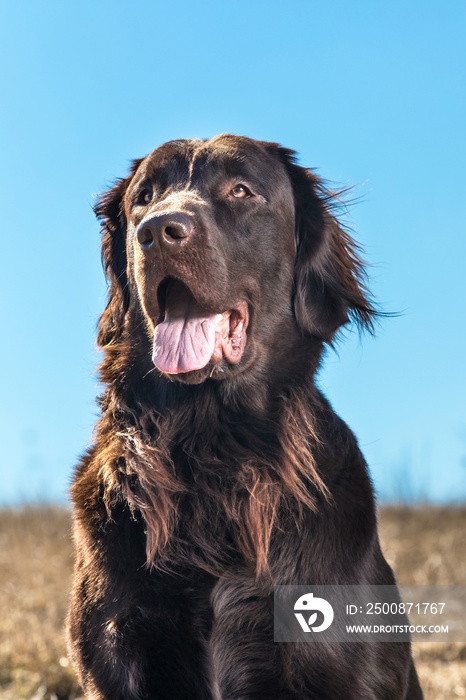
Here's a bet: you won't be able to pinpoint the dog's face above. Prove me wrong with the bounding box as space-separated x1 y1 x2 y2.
125 135 297 384
97 134 375 385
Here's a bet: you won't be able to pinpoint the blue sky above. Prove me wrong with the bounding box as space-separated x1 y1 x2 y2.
1 1 465 503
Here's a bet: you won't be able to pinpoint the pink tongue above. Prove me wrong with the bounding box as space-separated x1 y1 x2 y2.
152 282 222 374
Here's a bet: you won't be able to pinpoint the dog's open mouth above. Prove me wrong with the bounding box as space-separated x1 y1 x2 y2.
152 279 248 375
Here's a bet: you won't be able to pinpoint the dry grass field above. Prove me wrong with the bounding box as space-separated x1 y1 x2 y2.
0 505 465 700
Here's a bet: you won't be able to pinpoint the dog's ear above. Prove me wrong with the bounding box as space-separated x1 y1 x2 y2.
95 160 143 347
278 148 377 340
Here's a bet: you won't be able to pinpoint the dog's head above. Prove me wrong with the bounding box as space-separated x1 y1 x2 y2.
96 134 376 385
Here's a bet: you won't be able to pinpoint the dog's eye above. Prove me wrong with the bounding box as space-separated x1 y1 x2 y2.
137 188 153 206
231 184 252 199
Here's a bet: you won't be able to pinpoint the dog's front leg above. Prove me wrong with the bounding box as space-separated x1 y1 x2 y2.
67 504 216 700
210 576 291 700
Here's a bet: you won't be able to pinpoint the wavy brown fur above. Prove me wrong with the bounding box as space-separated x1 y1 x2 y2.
86 387 328 579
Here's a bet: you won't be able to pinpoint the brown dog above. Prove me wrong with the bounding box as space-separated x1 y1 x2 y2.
67 135 423 699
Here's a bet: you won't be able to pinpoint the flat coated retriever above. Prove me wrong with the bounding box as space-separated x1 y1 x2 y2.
67 135 423 699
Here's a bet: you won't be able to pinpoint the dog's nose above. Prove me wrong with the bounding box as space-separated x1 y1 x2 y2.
136 212 194 250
